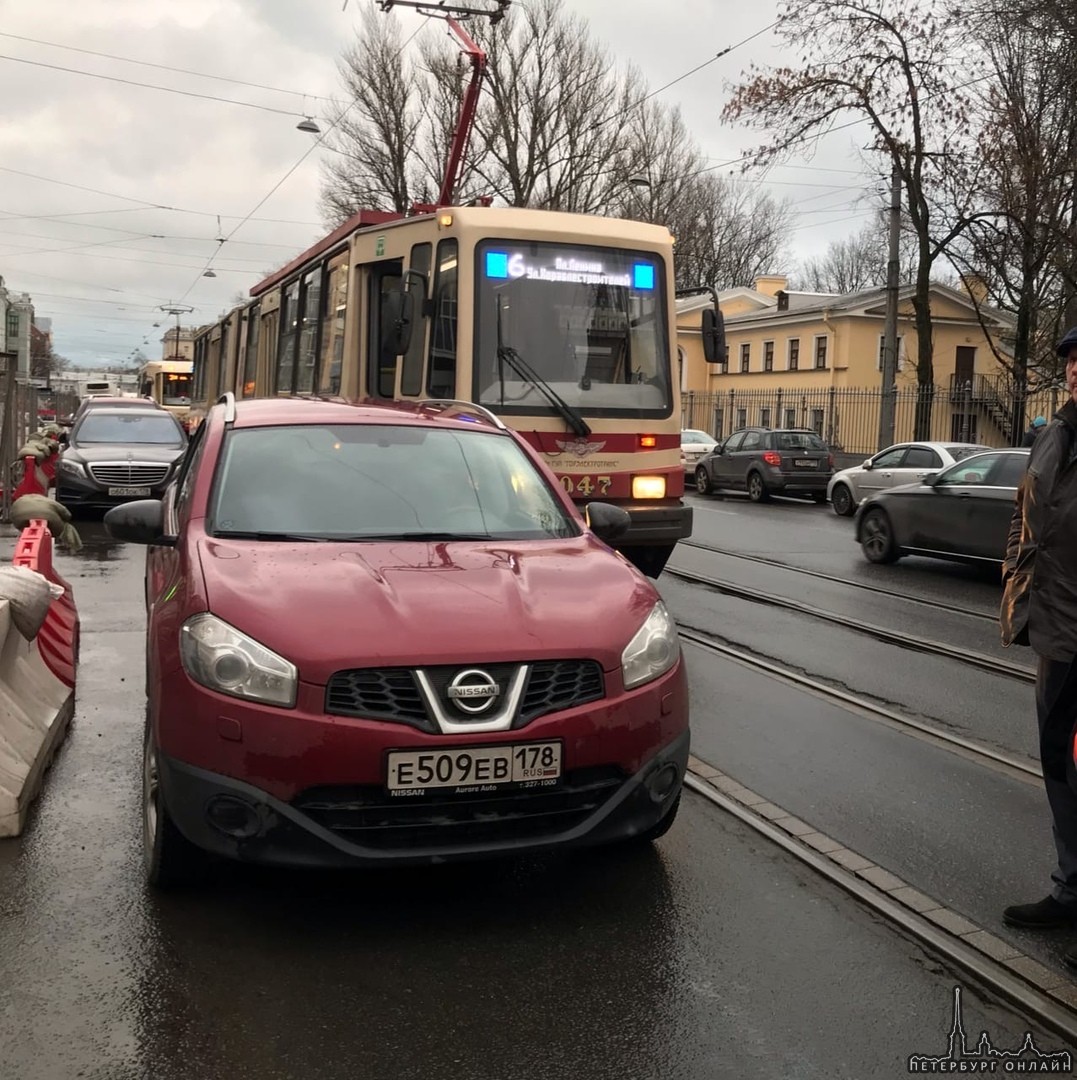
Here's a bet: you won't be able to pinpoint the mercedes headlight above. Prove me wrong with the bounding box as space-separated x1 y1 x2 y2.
180 613 297 707
621 601 679 690
58 458 84 476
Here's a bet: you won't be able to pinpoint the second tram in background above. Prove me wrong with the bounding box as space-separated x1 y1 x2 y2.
189 206 725 577
137 358 195 430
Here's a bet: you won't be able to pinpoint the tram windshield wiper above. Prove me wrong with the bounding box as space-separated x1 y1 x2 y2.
495 297 591 439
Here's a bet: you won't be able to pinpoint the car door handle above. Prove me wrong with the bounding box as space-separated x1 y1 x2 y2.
958 492 972 498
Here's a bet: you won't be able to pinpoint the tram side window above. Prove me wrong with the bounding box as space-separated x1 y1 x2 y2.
319 258 349 395
216 322 230 398
401 243 431 396
242 304 260 398
277 279 300 394
427 239 458 399
296 268 321 395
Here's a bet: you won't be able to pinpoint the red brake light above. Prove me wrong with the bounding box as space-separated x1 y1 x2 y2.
762 451 781 466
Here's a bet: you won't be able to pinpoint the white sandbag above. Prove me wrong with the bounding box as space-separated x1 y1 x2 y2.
0 566 61 641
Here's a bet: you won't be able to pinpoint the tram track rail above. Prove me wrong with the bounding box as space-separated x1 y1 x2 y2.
678 539 998 623
667 561 1036 686
679 627 1039 783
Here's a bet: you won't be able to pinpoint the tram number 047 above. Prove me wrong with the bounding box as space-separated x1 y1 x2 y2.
559 474 611 496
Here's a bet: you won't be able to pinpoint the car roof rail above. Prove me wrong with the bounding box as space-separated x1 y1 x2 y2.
217 391 236 424
415 399 507 430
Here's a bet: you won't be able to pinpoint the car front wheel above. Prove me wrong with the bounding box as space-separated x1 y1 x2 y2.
695 466 713 495
747 471 770 503
143 723 207 888
831 483 855 517
860 508 900 564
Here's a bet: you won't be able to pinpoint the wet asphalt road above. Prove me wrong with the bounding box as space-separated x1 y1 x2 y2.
0 517 1072 1078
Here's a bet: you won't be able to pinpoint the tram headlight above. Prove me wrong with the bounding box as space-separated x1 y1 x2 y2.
621 601 679 690
179 613 297 707
632 475 666 499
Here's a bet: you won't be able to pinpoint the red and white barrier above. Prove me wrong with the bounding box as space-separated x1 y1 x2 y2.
0 520 78 837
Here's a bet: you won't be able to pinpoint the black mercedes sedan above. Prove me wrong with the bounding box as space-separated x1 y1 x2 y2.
56 407 187 512
854 448 1030 567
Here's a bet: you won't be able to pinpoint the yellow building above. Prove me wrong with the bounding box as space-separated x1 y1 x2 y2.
676 276 1027 455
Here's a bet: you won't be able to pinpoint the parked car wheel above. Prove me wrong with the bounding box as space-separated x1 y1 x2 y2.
143 724 206 888
831 483 855 517
860 508 900 564
695 466 713 495
747 471 770 503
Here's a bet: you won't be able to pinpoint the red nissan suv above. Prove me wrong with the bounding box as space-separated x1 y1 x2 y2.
105 395 689 886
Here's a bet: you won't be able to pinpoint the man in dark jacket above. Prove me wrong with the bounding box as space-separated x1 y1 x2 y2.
1021 415 1047 447
1001 324 1077 962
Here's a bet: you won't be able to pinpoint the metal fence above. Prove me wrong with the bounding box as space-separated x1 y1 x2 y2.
681 378 1065 462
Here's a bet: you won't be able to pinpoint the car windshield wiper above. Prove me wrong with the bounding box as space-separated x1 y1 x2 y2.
331 531 495 542
213 531 333 542
495 295 590 439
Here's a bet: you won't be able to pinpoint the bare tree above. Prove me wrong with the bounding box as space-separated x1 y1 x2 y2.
723 0 973 437
795 215 918 293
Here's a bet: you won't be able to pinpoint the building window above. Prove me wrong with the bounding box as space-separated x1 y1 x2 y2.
810 408 825 436
736 407 747 429
763 341 774 372
814 336 828 369
6 311 18 340
760 407 772 427
788 338 799 371
740 343 750 373
783 407 796 429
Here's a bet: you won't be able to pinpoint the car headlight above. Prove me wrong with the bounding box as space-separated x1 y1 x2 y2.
179 613 297 707
621 601 679 690
58 458 83 476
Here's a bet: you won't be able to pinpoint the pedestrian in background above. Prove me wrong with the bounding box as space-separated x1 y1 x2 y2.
1021 415 1048 447
1001 325 1077 964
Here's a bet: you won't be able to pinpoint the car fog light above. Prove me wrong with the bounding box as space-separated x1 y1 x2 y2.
206 796 261 839
646 763 680 803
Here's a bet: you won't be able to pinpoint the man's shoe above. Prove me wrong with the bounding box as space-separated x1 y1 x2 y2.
1003 896 1077 929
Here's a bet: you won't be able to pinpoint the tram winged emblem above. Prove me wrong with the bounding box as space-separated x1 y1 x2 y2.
554 438 606 458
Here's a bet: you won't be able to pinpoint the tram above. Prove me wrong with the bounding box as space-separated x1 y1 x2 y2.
190 206 725 575
138 358 194 428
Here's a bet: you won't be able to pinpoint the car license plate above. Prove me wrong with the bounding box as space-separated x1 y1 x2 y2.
794 459 816 469
386 741 562 793
108 486 152 496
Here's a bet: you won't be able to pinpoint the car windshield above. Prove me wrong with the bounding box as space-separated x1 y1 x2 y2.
774 432 827 451
474 241 671 419
75 413 184 445
209 424 581 541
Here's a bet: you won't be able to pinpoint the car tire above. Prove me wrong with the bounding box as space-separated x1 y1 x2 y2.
695 466 712 495
830 483 855 517
143 723 207 888
747 471 770 503
860 507 901 564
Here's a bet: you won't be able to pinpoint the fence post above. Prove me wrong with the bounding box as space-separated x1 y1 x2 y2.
775 387 783 428
826 386 836 444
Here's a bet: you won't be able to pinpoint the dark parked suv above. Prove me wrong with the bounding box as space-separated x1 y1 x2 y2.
694 427 834 503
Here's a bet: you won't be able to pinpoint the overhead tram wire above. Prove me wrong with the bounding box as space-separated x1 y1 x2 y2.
0 31 333 102
0 54 315 119
177 14 432 304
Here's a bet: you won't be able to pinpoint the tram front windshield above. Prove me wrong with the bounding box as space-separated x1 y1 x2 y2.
474 241 672 419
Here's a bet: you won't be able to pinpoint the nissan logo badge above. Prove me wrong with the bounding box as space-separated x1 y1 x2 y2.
447 669 500 715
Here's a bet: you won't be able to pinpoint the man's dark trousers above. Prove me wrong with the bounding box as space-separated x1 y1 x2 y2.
1038 653 1077 907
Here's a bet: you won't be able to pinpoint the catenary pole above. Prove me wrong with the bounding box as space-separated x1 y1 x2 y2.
877 161 901 451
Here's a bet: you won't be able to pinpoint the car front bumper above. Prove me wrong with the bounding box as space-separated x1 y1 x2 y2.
56 470 171 508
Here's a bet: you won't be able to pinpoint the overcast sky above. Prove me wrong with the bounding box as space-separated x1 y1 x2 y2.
0 0 883 368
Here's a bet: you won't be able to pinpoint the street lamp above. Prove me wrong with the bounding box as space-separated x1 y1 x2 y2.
297 117 321 134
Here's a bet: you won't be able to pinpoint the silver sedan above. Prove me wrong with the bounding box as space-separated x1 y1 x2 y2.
827 440 983 516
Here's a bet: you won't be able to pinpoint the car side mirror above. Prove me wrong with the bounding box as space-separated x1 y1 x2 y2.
922 472 939 486
104 499 177 547
381 285 416 357
861 459 873 470
584 501 631 544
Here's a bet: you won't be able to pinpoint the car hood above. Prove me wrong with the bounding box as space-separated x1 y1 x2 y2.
195 536 659 683
65 442 185 464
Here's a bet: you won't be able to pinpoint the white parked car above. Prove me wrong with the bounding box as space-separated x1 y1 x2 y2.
827 440 984 516
681 429 718 477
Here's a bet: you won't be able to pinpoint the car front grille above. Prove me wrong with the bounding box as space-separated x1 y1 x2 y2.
292 766 625 849
87 462 170 486
324 659 605 731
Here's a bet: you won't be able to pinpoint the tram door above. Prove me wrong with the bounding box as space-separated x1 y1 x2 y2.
366 260 404 399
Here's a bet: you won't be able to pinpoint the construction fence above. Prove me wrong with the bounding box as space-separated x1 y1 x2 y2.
681 376 1067 464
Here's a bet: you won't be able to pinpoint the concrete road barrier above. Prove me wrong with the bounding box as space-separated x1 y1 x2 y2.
0 520 77 837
